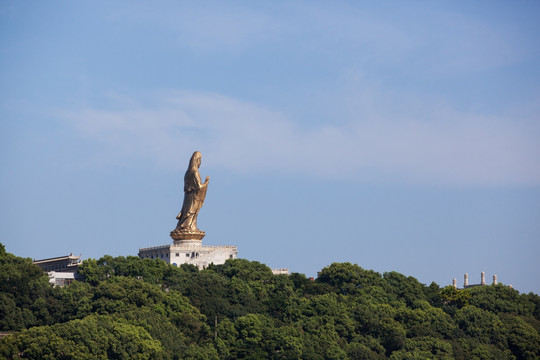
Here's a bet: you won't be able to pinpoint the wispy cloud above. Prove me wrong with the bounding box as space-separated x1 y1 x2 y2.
106 3 281 54
61 89 540 186
105 2 529 72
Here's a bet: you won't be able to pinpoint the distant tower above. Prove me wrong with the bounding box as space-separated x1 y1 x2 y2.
452 278 457 289
464 273 469 287
493 275 498 285
481 272 486 286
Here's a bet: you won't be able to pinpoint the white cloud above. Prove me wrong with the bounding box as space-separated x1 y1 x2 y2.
61 90 540 186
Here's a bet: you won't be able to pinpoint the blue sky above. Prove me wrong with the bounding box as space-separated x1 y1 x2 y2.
1 1 539 293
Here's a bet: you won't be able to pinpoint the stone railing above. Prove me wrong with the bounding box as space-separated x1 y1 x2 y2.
139 244 237 252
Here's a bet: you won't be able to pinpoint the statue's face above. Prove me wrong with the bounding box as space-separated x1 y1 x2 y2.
197 157 201 167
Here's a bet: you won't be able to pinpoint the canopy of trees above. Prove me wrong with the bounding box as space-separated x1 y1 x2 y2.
1 242 539 359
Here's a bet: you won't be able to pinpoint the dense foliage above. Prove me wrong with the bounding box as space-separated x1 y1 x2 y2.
1 242 539 359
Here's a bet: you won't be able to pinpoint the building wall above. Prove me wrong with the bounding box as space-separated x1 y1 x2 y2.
47 271 78 287
139 243 237 269
272 268 290 275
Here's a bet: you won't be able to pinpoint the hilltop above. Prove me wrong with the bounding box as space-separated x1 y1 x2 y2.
1 243 539 359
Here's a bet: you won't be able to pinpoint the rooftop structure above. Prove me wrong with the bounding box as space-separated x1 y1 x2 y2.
33 254 82 286
451 272 499 289
33 254 81 273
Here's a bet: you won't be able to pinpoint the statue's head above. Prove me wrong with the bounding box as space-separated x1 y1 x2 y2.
189 151 202 169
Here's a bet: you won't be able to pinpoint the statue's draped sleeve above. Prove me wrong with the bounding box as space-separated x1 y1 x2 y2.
184 170 202 192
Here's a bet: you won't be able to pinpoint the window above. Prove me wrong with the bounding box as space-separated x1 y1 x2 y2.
176 253 179 257
185 253 190 257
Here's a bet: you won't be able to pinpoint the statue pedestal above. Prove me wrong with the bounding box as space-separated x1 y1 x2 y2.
173 239 202 246
139 227 237 270
170 229 205 247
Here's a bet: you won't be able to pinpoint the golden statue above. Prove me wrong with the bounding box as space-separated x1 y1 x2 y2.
171 151 209 240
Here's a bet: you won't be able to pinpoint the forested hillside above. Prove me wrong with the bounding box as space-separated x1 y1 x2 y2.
1 242 539 359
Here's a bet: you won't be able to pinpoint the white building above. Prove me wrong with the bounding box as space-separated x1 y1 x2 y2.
271 268 290 275
33 254 82 287
138 240 237 269
47 271 78 286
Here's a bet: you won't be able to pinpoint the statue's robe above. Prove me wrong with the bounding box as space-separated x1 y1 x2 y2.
176 168 207 231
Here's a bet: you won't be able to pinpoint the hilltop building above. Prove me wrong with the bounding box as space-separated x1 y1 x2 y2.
271 268 290 275
138 240 237 269
33 254 82 286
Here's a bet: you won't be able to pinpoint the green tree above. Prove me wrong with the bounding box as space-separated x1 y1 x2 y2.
439 285 470 309
389 336 454 360
454 306 505 346
468 284 535 316
500 314 540 359
181 269 232 322
219 259 274 282
0 315 164 359
317 262 384 295
383 271 428 306
395 302 458 339
0 243 52 330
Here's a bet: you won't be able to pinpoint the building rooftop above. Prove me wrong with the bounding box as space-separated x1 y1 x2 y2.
33 253 81 264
